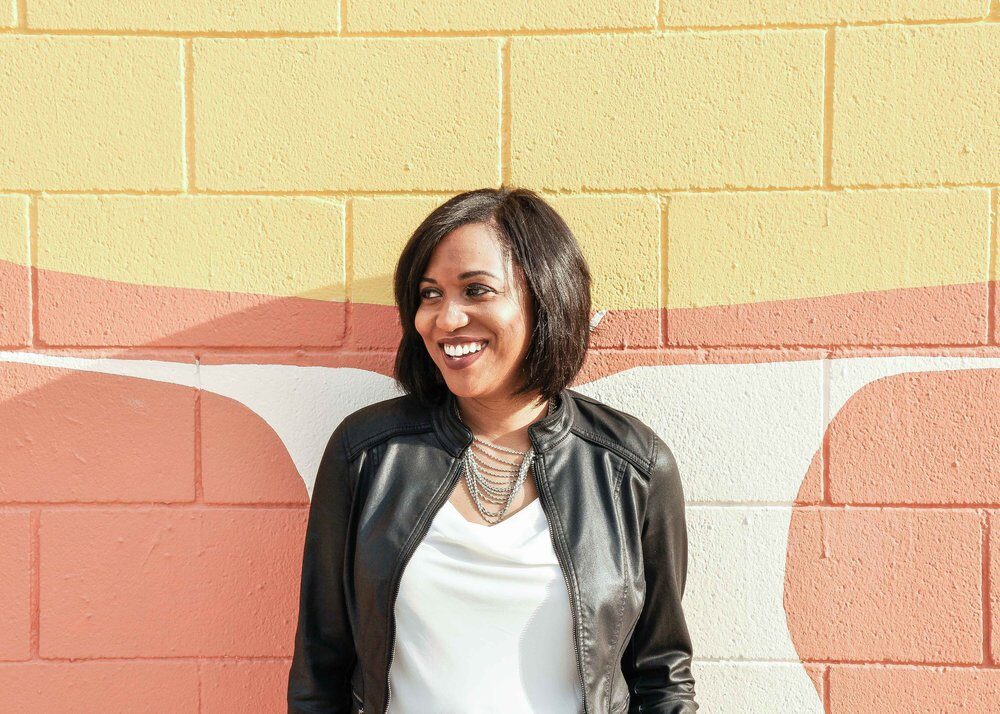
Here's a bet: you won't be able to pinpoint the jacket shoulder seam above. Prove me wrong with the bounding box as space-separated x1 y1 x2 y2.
569 426 653 472
344 421 433 460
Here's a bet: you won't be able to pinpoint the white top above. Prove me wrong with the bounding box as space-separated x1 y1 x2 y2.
386 497 584 714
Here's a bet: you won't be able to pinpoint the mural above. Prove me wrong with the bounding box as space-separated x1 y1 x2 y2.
1 2 998 712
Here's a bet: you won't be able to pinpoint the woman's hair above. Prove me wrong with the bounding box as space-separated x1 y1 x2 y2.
393 186 592 407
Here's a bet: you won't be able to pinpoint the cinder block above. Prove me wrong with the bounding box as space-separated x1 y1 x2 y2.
0 661 198 713
193 38 500 191
36 196 345 347
667 188 990 345
510 31 824 190
830 665 1000 713
786 508 982 663
833 24 1000 186
0 36 183 191
40 508 308 657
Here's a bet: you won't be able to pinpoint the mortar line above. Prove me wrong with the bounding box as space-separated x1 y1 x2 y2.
344 198 354 348
30 509 39 658
183 40 196 192
196 659 203 714
28 193 38 346
3 183 997 198
0 16 995 39
822 353 831 503
660 194 669 347
985 511 994 664
823 665 831 714
500 38 511 185
822 28 835 187
988 189 997 344
194 363 203 503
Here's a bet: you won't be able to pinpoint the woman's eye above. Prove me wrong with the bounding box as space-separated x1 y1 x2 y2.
419 285 492 300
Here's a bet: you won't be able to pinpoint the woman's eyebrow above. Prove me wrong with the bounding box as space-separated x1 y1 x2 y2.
419 270 501 284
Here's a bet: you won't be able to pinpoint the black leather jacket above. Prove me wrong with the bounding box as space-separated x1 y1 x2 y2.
288 386 698 713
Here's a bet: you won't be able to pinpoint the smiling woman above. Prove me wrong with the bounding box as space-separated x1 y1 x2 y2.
288 186 698 714
393 187 593 410
414 222 538 402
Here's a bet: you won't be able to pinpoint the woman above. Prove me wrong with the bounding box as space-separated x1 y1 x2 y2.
288 187 698 713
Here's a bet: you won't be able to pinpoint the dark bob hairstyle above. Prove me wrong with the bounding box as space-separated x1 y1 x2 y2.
393 186 592 407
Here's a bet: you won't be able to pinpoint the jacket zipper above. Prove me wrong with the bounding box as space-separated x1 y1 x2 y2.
381 453 588 714
533 456 589 714
382 458 465 714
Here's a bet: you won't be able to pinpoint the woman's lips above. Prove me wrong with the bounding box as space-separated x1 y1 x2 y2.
441 341 488 370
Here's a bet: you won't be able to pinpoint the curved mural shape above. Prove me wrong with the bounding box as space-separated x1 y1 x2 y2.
3 348 1000 711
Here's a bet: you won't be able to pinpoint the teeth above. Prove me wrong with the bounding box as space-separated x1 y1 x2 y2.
444 341 486 357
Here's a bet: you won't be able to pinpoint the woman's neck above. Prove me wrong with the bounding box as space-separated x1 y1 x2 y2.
455 392 551 451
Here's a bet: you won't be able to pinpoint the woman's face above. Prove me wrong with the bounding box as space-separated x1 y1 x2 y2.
414 222 535 403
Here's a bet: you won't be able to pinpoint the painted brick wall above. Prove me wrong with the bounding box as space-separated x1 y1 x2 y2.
1 2 998 712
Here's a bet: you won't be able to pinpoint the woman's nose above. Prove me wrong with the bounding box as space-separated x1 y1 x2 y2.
436 298 469 331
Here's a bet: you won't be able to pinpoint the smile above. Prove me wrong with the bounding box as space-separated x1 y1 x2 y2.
440 340 488 370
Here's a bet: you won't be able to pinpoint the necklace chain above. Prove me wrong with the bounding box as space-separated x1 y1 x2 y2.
455 397 556 525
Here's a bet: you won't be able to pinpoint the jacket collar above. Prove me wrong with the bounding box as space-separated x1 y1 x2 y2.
432 387 575 457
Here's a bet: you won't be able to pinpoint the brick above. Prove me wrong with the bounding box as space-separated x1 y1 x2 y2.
347 0 654 32
0 195 29 346
0 661 198 713
28 0 338 32
833 24 1000 186
0 36 183 191
0 361 196 502
664 0 990 26
830 665 1000 713
828 368 1000 504
40 508 306 657
666 189 990 345
785 508 982 662
36 196 345 347
510 31 824 190
685 507 800 658
0 511 30 660
194 38 500 191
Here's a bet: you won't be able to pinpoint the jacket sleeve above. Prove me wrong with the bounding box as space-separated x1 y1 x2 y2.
622 434 698 713
288 421 357 714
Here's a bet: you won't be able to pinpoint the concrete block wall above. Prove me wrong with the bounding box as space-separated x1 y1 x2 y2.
1 2 998 711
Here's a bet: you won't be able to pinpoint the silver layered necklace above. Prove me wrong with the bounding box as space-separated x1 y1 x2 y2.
455 397 556 525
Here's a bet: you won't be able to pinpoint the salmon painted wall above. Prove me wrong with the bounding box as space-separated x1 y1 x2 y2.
1 2 999 712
